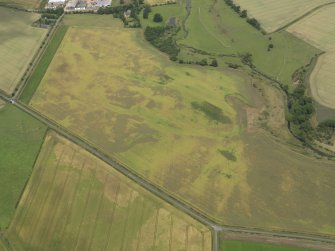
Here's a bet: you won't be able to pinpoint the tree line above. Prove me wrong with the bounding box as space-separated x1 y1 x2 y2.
224 0 261 30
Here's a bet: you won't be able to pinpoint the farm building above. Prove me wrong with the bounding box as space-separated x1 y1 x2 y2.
87 0 112 8
96 0 111 7
65 0 79 10
46 0 65 8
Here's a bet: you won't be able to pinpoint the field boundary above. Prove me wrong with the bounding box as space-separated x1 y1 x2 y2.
271 1 335 33
17 14 65 103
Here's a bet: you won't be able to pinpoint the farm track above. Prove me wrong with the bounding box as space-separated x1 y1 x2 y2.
1 94 335 250
272 1 335 33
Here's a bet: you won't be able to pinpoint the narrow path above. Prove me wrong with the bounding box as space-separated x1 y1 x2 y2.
271 1 335 33
197 7 231 48
1 94 335 250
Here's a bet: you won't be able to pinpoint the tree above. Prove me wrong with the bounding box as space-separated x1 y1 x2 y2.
143 5 151 19
153 13 163 23
240 10 247 18
210 59 218 67
247 18 260 29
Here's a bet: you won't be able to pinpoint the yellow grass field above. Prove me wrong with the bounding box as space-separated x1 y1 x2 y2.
0 0 41 9
0 7 46 94
30 16 335 236
6 132 211 251
287 5 335 109
233 0 335 33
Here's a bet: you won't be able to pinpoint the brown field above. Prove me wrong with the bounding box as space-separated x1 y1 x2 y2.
287 5 335 109
6 132 212 251
29 15 335 236
233 0 335 33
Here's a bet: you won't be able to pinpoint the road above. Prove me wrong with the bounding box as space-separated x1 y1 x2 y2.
1 93 335 251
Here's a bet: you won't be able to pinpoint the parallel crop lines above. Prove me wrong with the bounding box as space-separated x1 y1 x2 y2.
7 134 211 250
34 149 77 250
233 0 335 32
26 147 69 251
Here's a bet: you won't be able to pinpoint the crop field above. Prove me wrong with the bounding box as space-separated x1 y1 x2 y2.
0 105 47 229
29 15 335 236
220 240 315 251
0 0 41 9
0 7 46 94
232 0 335 33
6 132 211 251
287 5 335 110
179 0 319 86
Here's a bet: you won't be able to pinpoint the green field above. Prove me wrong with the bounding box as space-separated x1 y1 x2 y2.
140 1 186 29
0 0 41 9
0 105 47 229
287 5 335 110
6 132 211 251
28 15 335 237
0 7 46 95
233 0 335 33
221 240 315 251
171 0 320 87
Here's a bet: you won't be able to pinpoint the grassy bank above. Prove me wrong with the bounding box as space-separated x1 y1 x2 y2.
221 240 316 251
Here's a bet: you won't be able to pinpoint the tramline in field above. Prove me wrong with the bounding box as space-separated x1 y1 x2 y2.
232 0 335 33
6 132 212 251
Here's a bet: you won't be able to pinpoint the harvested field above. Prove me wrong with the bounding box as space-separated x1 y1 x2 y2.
233 0 335 33
0 7 46 94
6 132 211 251
180 0 319 86
30 16 335 236
0 105 47 229
287 5 335 109
0 0 41 9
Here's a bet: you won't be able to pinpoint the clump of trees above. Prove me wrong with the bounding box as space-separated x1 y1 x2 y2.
97 3 142 27
286 85 314 141
224 0 261 30
315 119 335 145
153 13 163 22
35 7 63 27
144 26 180 60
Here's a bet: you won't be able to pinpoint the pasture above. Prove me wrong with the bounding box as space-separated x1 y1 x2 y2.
0 7 46 95
220 240 315 251
0 0 41 9
0 105 47 229
6 132 211 251
232 0 335 33
179 0 319 86
287 5 335 109
29 16 335 236
140 1 186 28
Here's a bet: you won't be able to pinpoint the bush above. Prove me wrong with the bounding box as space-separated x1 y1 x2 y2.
153 13 163 23
210 59 218 67
247 18 261 29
